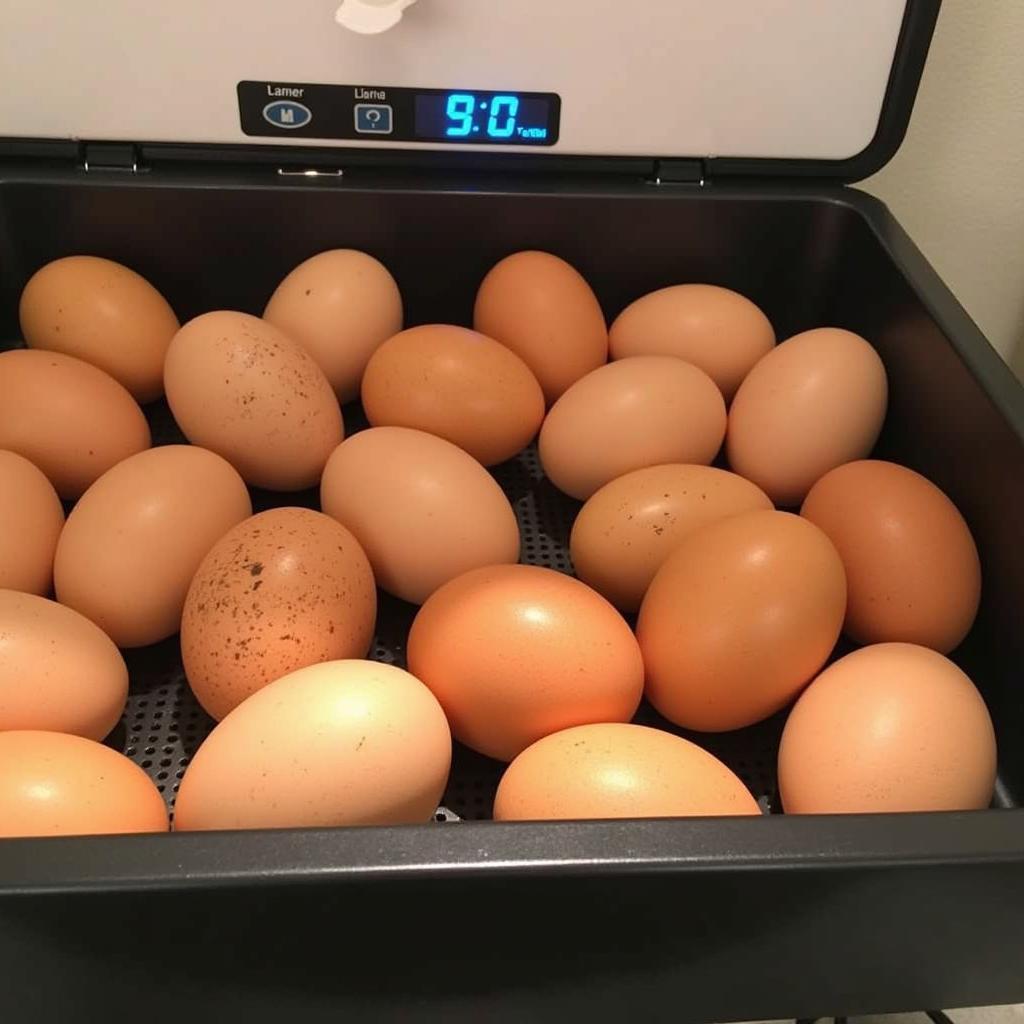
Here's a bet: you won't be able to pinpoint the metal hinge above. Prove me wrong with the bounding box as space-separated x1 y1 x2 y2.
80 142 143 173
650 159 706 186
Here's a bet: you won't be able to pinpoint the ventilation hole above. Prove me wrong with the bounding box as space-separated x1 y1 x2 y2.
125 747 137 757
160 758 173 768
141 760 153 769
157 771 169 781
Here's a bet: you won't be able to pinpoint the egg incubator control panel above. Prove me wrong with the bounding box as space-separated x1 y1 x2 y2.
238 81 560 146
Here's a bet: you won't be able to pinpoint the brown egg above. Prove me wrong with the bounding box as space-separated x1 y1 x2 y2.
0 450 64 595
361 324 545 465
494 723 761 821
0 731 168 837
164 311 343 490
473 250 608 405
54 446 252 648
801 460 981 653
19 255 179 402
0 590 128 740
263 249 403 402
407 564 644 762
727 327 888 506
320 427 519 604
779 643 996 813
182 508 377 720
0 349 150 499
609 284 775 401
570 464 772 612
174 660 451 830
637 510 846 731
539 356 726 500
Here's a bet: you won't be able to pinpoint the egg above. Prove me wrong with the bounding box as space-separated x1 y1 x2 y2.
727 327 888 506
320 427 519 604
801 460 981 653
539 356 726 500
0 731 168 837
164 311 343 490
0 590 128 739
0 450 64 595
173 660 451 830
54 446 252 648
609 284 775 401
473 250 608 405
18 255 179 402
263 249 403 402
181 508 377 720
778 643 996 813
637 510 846 731
407 564 644 762
570 464 772 612
0 349 150 499
493 723 761 821
361 324 545 465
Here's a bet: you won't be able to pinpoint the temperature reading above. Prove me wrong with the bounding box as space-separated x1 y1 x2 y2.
416 89 556 145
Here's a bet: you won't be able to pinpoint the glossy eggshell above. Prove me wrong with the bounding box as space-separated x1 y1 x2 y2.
778 643 996 813
407 564 644 762
0 731 168 837
637 510 847 732
0 349 150 499
0 450 64 595
181 507 377 720
320 427 519 604
19 255 179 402
493 723 761 821
0 590 128 740
801 460 981 654
361 324 545 465
173 660 451 830
164 311 343 490
727 327 888 506
263 249 403 402
539 356 726 500
609 284 775 401
570 464 772 612
473 250 608 405
54 446 252 648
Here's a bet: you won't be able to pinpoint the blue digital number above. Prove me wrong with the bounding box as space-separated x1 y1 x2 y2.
487 95 519 138
445 93 475 137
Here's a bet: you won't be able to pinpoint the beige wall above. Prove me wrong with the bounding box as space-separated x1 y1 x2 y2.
861 0 1024 379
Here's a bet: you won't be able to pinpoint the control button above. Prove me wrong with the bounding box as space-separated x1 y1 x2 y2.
262 100 313 130
354 103 393 134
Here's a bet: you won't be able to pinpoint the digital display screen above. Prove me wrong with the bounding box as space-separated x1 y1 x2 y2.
414 91 559 145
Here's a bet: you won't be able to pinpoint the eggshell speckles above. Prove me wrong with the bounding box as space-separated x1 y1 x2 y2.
407 564 644 762
164 311 343 490
779 643 996 813
173 660 451 831
182 508 377 720
494 723 761 821
0 450 64 595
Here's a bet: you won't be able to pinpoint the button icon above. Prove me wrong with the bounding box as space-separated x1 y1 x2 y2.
355 103 393 134
262 100 313 129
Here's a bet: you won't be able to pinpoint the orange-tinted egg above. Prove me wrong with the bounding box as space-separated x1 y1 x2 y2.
801 460 981 654
609 284 775 401
570 464 772 612
637 510 846 731
779 643 996 813
539 356 727 500
361 324 545 465
494 723 761 820
0 731 168 837
182 508 377 720
473 250 608 405
0 450 64 595
727 328 888 506
407 564 644 762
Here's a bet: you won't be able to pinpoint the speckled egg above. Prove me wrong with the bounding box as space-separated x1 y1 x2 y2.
181 507 377 720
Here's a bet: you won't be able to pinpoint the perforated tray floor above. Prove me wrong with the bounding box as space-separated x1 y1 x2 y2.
110 402 782 823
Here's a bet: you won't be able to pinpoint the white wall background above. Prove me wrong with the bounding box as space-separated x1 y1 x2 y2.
862 0 1024 379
